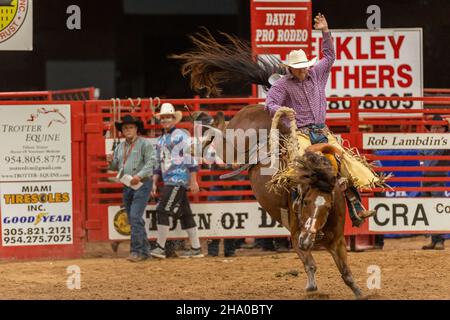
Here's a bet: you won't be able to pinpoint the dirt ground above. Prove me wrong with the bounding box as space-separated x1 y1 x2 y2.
0 236 449 300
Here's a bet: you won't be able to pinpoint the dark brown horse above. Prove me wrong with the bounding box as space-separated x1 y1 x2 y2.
196 106 363 298
174 29 364 298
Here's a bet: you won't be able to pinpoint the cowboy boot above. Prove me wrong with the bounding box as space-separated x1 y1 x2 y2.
422 241 444 250
422 242 436 250
345 187 376 227
434 241 445 250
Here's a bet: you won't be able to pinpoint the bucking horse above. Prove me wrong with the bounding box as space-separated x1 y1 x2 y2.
171 29 366 298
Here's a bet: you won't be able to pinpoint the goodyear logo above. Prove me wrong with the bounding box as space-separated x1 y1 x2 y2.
0 0 29 43
2 213 71 224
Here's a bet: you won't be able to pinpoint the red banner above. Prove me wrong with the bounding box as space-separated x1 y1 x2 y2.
251 0 312 59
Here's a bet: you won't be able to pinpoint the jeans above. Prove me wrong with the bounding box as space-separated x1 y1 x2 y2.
208 239 236 256
306 124 328 144
421 182 447 244
123 179 152 256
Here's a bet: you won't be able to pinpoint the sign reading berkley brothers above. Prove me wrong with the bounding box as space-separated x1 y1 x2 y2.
311 28 423 111
0 0 33 51
0 105 72 182
251 0 312 57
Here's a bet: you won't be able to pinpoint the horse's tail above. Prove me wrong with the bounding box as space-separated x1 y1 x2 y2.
170 27 285 97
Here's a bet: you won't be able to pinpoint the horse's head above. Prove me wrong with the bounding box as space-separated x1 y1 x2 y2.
290 150 338 251
297 183 334 251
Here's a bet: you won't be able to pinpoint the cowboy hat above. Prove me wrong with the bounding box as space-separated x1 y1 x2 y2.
114 115 145 134
154 103 183 124
282 49 317 69
426 114 449 131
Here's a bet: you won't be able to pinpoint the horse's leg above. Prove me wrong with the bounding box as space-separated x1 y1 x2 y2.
327 238 363 299
292 234 318 292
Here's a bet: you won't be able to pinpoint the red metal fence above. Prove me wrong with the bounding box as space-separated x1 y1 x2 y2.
0 94 449 258
0 101 86 260
0 87 98 101
83 96 450 241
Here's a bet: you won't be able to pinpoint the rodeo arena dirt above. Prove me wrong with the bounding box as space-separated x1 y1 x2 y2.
0 0 450 311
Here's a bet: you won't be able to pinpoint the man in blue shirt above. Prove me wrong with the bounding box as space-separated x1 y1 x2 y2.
107 115 155 262
150 103 203 258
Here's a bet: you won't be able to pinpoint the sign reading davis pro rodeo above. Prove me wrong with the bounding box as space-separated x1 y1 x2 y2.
251 0 312 98
369 198 450 233
251 0 312 56
0 181 73 246
0 105 72 182
109 202 289 240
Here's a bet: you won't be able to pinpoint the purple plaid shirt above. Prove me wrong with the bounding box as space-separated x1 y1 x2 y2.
265 31 335 127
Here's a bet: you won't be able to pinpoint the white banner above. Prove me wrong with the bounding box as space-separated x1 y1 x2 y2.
0 104 72 182
0 0 33 51
363 133 450 150
369 198 450 232
0 181 73 246
108 202 289 240
311 28 423 113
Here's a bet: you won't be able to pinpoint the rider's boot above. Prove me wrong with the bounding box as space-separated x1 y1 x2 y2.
345 186 376 227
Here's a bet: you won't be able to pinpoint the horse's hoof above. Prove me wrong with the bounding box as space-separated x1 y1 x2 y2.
354 290 367 300
304 292 330 300
305 285 318 292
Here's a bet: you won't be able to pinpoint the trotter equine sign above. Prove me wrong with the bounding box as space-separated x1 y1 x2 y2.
0 104 72 182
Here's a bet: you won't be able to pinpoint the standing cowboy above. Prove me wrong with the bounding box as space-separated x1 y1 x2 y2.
150 103 204 259
265 13 377 226
421 114 450 250
107 115 155 262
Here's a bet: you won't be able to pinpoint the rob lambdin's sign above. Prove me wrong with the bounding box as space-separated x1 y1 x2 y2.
363 133 450 150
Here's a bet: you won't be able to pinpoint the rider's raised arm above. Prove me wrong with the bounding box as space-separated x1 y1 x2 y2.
311 14 335 81
265 82 287 117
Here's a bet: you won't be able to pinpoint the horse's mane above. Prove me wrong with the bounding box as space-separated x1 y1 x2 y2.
293 152 337 193
170 27 285 97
